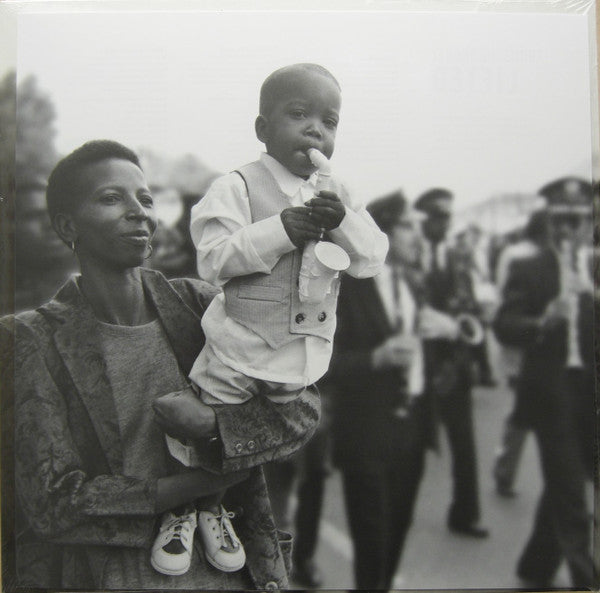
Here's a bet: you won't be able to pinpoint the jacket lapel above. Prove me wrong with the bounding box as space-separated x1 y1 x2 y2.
43 271 207 475
47 278 124 474
141 269 206 376
358 277 393 338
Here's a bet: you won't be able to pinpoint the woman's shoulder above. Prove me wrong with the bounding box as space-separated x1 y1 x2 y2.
2 307 50 336
1 277 82 347
139 268 219 314
169 277 219 307
0 308 56 368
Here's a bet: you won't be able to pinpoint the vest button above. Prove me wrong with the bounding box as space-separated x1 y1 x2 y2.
234 442 244 454
318 311 327 322
295 313 305 323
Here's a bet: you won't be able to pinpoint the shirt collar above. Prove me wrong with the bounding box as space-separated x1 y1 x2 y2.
260 152 318 198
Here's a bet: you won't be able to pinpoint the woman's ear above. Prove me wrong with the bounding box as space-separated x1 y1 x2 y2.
255 115 269 144
53 213 78 247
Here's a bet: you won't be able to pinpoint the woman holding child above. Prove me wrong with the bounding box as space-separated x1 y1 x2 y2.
2 139 320 590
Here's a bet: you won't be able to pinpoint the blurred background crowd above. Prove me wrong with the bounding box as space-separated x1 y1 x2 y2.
1 70 598 590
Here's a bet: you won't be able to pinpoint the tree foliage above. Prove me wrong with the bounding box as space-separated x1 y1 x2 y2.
16 74 60 180
0 70 16 189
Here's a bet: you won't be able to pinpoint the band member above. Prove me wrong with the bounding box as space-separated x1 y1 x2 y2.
327 191 441 590
493 177 594 588
415 188 489 538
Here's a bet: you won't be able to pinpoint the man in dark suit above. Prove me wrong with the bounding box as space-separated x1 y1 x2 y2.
414 188 489 538
493 177 595 589
327 191 458 590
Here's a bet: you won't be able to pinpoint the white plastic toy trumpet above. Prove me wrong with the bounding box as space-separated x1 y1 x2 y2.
298 149 350 304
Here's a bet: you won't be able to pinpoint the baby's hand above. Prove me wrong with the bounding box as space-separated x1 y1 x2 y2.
306 190 346 231
281 207 322 248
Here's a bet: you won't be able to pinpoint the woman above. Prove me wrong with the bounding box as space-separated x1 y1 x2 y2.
2 140 319 590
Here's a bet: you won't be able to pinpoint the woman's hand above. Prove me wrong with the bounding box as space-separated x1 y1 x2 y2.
156 467 251 514
153 387 217 440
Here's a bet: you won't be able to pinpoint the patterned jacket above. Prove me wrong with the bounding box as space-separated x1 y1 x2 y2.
0 269 320 590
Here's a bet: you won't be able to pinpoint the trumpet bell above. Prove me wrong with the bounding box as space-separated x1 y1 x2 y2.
456 313 484 345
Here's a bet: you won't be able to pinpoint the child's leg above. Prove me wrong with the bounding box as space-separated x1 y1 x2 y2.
191 343 263 404
154 345 257 575
161 345 263 467
196 490 226 513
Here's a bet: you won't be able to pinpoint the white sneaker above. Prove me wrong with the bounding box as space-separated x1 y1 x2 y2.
151 510 197 576
197 505 246 572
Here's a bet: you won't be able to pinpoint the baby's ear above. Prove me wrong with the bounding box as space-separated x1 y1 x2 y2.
255 115 269 143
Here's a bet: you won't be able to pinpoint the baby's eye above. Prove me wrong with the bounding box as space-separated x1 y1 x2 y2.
100 192 121 204
324 118 338 129
140 194 154 208
289 109 306 119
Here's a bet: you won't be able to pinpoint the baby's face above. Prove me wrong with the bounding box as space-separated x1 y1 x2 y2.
258 71 341 178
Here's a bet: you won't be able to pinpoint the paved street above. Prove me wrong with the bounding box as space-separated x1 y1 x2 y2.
288 336 586 591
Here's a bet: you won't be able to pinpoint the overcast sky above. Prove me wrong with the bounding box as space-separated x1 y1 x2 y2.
17 5 596 209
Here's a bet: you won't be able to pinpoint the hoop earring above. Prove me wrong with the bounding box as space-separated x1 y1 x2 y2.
144 243 153 259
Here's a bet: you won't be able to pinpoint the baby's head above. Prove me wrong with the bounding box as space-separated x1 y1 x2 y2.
255 63 341 179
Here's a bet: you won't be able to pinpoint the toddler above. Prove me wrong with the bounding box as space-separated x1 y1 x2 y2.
151 63 388 577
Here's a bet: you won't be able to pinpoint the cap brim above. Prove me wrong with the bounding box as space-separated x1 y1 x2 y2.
548 205 591 215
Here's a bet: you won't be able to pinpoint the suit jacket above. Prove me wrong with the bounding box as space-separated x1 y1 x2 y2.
327 272 436 473
0 268 320 590
492 245 594 429
422 244 479 397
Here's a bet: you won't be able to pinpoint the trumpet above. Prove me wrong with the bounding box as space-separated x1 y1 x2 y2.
455 312 485 345
409 264 484 346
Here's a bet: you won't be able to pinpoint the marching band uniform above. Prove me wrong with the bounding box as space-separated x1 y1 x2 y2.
493 177 594 588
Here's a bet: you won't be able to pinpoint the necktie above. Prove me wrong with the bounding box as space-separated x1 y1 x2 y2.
391 266 404 333
391 266 410 416
430 242 440 273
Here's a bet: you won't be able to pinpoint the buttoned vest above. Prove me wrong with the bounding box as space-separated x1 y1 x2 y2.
223 160 340 349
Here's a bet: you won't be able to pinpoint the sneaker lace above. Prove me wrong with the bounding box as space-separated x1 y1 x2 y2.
215 509 238 549
163 514 194 545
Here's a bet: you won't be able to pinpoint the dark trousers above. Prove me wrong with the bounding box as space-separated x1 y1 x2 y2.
471 336 494 382
517 368 594 588
493 413 528 489
568 368 595 480
340 405 426 590
439 387 480 527
263 426 331 565
517 424 593 588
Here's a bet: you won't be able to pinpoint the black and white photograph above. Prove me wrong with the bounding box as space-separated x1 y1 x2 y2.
0 1 598 591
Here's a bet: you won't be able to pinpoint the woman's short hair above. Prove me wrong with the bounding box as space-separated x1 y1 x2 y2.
46 139 141 222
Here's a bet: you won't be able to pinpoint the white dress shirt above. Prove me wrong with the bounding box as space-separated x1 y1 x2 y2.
420 237 448 273
189 152 388 386
373 264 425 397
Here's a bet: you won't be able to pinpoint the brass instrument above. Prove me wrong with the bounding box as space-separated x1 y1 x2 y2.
445 252 485 346
417 240 485 346
455 312 485 345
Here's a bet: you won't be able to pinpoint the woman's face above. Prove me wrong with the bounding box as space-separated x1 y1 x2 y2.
388 220 421 267
70 158 157 269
